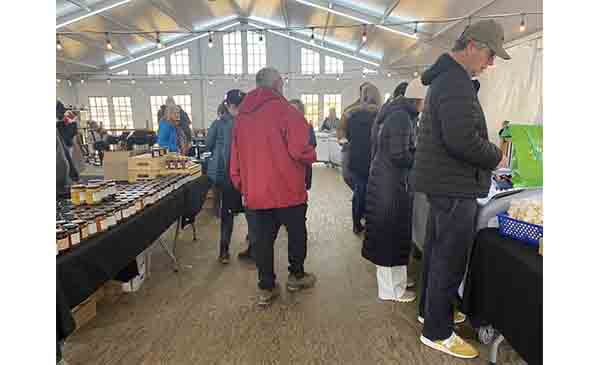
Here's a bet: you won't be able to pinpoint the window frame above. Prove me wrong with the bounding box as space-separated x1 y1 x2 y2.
301 94 320 129
324 55 343 75
170 48 190 75
223 31 243 75
323 94 342 121
247 31 266 74
301 48 320 75
111 96 134 130
147 56 167 75
150 95 168 131
88 96 111 129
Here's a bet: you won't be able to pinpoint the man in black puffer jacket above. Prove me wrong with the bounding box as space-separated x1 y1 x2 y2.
414 20 510 359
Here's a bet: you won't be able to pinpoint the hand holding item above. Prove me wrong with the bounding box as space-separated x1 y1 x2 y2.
497 154 509 169
339 137 349 146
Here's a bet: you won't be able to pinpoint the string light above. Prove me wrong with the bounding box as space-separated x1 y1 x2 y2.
183 79 188 84
130 78 136 84
105 32 113 50
107 78 111 84
259 31 264 42
234 76 239 82
208 32 213 48
310 27 315 44
414 22 419 35
413 70 419 77
159 79 164 84
209 79 214 85
311 74 316 81
57 79 61 84
80 79 85 84
336 74 340 81
362 25 367 43
56 36 63 51
387 72 392 78
67 80 72 87
156 32 163 49
520 13 526 32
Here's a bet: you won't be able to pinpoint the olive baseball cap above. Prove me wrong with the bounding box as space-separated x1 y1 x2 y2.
461 19 511 60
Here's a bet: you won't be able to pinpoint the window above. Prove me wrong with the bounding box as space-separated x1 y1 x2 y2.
247 31 266 74
323 94 342 120
384 93 391 102
301 48 320 75
115 69 128 75
150 95 168 130
301 94 320 129
173 94 192 121
147 57 166 75
223 31 243 75
88 97 110 129
324 56 343 74
112 96 134 130
170 48 190 75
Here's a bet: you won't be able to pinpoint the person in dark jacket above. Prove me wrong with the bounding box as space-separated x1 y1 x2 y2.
207 89 247 264
362 79 427 303
319 108 339 132
414 20 510 359
289 99 317 190
346 83 381 234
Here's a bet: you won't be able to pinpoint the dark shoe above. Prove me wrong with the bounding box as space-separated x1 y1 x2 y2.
257 283 281 307
353 223 364 235
218 252 230 264
237 248 254 262
286 272 317 292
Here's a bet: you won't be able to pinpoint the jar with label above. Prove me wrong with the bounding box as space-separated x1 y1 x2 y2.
142 192 152 207
121 202 130 219
70 185 86 205
56 220 67 229
104 208 116 228
85 184 101 205
72 219 89 241
83 214 97 237
151 148 160 158
94 211 106 233
64 223 80 248
159 147 167 156
113 204 123 223
56 229 69 253
109 181 117 196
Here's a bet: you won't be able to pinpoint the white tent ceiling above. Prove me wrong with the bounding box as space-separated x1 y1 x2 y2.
56 0 542 75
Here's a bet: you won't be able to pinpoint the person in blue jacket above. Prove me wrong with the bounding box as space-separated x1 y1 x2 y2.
157 104 179 152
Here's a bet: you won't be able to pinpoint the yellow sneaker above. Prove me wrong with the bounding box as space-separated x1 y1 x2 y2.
420 332 479 359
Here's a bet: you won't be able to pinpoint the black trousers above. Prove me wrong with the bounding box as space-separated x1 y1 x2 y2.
254 204 308 290
419 195 478 341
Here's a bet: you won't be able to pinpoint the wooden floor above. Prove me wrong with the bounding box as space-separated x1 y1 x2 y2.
64 165 525 365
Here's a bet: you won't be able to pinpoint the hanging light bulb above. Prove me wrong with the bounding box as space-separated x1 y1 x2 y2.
156 32 163 49
57 78 61 84
105 32 113 50
67 80 72 87
310 28 315 44
362 72 366 79
311 74 316 81
387 72 392 78
259 31 264 43
362 25 367 43
336 74 340 81
414 22 419 35
183 79 188 84
208 32 213 48
130 78 136 84
209 79 214 85
234 76 239 83
80 79 85 84
413 70 419 78
520 13 526 32
159 79 164 85
285 76 289 84
56 36 63 51
107 78 111 84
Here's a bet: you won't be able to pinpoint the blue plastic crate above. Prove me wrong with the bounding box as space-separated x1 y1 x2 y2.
497 213 543 246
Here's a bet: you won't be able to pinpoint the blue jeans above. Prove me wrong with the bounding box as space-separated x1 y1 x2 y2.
352 175 368 227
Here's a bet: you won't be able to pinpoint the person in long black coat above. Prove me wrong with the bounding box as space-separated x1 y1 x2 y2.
362 79 427 303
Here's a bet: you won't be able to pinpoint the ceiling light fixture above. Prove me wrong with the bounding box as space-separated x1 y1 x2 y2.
414 22 418 35
310 27 315 44
131 78 136 84
248 23 380 67
109 22 240 70
80 79 85 84
520 13 526 32
259 31 264 42
292 0 417 39
56 0 132 29
105 32 113 50
156 32 163 49
67 80 72 87
362 25 367 43
183 79 188 84
107 78 111 84
56 36 63 51
208 32 214 48
159 79 164 84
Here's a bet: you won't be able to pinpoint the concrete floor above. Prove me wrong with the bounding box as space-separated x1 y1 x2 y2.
64 165 525 365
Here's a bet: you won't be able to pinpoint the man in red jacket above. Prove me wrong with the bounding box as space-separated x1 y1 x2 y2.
230 67 317 307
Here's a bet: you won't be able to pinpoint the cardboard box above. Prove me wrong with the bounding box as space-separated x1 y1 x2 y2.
104 151 133 181
122 253 147 293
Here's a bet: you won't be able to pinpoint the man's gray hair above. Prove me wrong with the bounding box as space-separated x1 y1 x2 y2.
256 67 281 89
452 36 489 52
166 104 180 116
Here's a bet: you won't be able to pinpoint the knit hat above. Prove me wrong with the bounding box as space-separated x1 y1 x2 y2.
225 89 246 107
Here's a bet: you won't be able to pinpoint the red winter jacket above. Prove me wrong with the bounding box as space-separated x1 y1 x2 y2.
230 87 316 210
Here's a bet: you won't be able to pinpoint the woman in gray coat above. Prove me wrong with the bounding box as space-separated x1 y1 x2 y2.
362 79 427 303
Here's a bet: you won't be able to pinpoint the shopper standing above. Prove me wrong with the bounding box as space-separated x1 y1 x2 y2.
320 107 340 132
289 99 317 190
230 67 317 307
362 79 427 303
415 20 510 359
337 82 373 190
206 90 247 264
345 84 381 234
157 105 179 153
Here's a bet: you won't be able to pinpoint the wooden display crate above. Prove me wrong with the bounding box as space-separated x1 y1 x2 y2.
161 163 201 176
71 289 102 332
128 169 163 183
128 154 167 171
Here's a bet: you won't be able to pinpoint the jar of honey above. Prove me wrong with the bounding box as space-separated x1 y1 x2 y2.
64 223 80 248
70 184 86 205
72 219 89 241
56 229 69 254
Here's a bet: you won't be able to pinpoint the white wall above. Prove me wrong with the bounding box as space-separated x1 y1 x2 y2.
58 25 407 130
479 32 543 144
56 82 76 107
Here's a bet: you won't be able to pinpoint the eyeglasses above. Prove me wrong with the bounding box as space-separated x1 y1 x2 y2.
487 47 496 62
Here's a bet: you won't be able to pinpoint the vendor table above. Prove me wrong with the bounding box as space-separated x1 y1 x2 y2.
56 175 210 343
462 228 543 365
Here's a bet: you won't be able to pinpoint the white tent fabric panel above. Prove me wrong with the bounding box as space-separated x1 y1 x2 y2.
478 32 543 144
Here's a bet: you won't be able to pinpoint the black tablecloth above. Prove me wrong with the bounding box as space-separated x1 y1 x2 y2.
462 228 543 365
56 175 210 341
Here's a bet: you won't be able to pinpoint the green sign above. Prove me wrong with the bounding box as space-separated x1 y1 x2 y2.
509 124 543 187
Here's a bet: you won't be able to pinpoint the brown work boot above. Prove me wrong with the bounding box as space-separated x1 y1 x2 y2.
286 272 317 292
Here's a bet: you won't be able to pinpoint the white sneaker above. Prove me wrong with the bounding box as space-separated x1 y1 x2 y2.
418 311 466 325
407 277 416 288
420 332 479 359
379 289 417 303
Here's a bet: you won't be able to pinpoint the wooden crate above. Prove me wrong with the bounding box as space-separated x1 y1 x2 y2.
128 169 162 183
71 290 100 331
128 154 166 171
161 163 201 176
